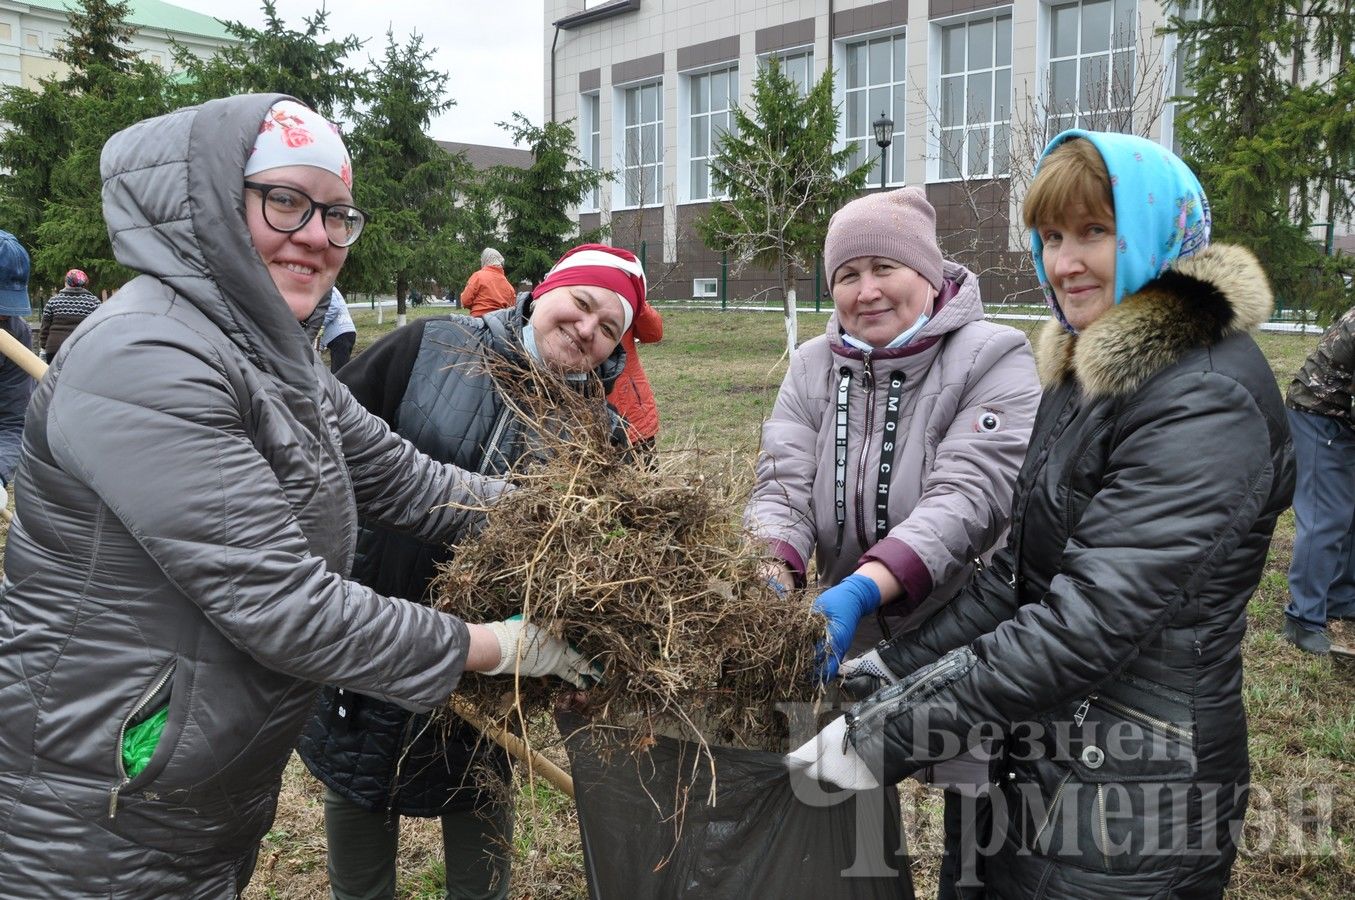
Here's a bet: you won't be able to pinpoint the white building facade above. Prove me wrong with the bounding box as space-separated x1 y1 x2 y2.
543 0 1214 302
0 0 234 91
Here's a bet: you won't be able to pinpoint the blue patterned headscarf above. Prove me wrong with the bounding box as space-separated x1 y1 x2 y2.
1030 129 1211 333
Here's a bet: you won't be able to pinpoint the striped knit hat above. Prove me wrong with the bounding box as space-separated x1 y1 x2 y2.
533 244 647 332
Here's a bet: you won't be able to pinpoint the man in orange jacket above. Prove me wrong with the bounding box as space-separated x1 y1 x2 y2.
607 300 663 448
462 248 515 317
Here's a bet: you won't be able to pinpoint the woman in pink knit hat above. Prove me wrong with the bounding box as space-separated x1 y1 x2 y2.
747 186 1041 896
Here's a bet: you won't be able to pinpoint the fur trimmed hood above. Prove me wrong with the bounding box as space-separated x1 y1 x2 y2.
1035 244 1273 397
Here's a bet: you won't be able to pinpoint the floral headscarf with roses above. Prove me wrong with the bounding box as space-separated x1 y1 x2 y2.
1030 129 1211 333
244 99 352 189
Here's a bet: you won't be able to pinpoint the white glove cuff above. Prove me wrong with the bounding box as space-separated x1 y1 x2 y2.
786 715 881 791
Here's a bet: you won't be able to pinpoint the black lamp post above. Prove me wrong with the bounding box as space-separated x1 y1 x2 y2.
872 111 894 190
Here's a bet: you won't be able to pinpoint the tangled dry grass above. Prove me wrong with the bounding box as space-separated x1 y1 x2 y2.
431 360 825 760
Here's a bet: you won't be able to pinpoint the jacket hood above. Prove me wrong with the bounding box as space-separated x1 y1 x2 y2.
825 259 984 359
101 93 321 393
1035 243 1272 397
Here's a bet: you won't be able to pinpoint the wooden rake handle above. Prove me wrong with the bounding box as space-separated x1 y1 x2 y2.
0 325 578 798
0 327 47 381
452 697 575 799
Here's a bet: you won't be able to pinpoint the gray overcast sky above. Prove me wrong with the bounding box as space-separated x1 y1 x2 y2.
169 1 544 147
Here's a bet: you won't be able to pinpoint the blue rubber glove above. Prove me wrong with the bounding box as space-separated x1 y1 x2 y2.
811 574 882 683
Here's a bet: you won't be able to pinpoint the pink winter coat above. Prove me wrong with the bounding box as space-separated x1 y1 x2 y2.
744 262 1040 650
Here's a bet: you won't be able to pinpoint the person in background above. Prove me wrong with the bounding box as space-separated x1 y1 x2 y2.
0 230 36 510
0 94 593 897
300 242 642 900
607 297 664 450
1281 303 1355 655
321 286 357 372
463 247 515 318
39 267 100 361
746 187 1040 896
794 131 1293 899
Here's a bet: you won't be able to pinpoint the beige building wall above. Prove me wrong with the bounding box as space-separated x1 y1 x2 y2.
545 1 1230 301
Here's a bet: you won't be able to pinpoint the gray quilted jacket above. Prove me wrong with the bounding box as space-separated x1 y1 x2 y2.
745 262 1040 649
0 94 502 897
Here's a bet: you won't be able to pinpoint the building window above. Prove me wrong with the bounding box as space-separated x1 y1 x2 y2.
760 48 813 97
622 81 663 207
1167 0 1203 154
23 31 40 50
0 24 11 42
686 65 737 201
1046 0 1138 136
937 14 1012 180
579 92 601 210
843 31 906 186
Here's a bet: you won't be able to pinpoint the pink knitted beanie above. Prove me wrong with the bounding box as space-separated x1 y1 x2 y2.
823 187 944 290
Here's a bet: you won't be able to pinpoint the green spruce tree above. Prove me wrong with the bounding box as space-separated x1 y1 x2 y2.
696 58 871 348
1172 0 1355 319
488 113 609 284
173 1 361 118
0 0 170 290
52 0 137 97
342 31 469 324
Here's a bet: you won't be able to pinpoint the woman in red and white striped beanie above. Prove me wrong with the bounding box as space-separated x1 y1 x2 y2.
525 243 647 374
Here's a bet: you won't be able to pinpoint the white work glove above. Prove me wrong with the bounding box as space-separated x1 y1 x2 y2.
785 714 880 791
838 647 902 700
483 615 599 689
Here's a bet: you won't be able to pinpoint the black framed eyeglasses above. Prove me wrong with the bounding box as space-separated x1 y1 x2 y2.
243 181 369 248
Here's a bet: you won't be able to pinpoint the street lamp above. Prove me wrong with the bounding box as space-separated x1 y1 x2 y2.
873 111 894 191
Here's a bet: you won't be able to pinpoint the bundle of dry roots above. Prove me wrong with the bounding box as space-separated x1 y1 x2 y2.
431 358 824 754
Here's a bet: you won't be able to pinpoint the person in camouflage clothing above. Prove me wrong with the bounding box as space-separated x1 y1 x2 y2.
1284 306 1355 654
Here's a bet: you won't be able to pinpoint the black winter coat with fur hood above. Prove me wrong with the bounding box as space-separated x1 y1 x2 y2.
845 244 1294 899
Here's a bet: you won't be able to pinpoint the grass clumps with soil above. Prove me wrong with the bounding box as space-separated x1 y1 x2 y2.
430 359 824 759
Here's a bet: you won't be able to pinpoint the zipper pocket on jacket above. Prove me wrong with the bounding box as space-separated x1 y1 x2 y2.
844 647 974 750
1088 694 1194 743
477 408 512 475
1031 770 1073 850
1096 783 1111 871
109 661 176 819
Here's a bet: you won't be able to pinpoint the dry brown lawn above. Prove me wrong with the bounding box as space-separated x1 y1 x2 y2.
5 307 1349 897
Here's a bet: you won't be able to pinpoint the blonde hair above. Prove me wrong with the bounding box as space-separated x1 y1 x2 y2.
1022 138 1114 230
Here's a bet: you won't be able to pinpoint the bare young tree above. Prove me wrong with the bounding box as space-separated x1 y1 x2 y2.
696 58 870 353
612 149 689 299
916 17 1173 304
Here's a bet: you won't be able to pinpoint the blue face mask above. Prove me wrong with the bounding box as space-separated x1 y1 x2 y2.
842 312 931 352
520 321 591 381
522 321 541 362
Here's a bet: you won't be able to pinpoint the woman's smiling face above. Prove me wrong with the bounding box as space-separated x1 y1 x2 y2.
1038 206 1118 332
244 165 352 321
529 284 626 372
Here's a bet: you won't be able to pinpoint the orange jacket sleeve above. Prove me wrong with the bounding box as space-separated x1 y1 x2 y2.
632 303 664 344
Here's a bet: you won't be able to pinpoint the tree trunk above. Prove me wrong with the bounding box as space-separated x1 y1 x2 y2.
781 260 797 353
396 275 408 328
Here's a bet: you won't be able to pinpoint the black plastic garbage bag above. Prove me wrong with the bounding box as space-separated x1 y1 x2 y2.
559 712 914 899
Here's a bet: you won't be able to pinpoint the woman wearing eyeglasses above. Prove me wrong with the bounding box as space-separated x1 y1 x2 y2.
0 95 593 896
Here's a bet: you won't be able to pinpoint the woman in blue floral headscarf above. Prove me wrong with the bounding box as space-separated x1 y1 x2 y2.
790 132 1294 898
